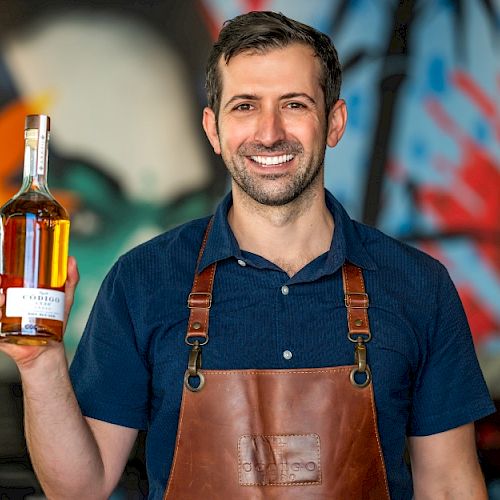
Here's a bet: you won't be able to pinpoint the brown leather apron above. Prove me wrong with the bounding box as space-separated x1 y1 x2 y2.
164 221 390 499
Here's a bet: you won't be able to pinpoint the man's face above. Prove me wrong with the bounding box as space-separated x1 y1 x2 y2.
204 43 342 207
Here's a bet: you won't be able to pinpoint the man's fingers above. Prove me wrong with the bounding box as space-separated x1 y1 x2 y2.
66 256 80 288
0 275 3 318
64 256 79 324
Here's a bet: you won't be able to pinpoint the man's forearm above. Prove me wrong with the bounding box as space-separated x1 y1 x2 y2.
20 345 107 499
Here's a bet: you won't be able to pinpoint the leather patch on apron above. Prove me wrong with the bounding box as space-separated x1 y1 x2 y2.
238 434 321 486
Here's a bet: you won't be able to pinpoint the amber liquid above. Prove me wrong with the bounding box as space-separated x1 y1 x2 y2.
0 192 70 345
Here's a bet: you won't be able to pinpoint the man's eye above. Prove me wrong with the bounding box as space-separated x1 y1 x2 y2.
287 102 306 109
234 103 253 111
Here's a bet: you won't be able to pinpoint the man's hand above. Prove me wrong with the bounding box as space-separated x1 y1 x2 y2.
0 256 79 368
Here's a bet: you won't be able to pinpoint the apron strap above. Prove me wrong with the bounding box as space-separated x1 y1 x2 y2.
185 218 216 345
184 221 373 389
185 223 371 346
342 262 372 388
342 262 371 341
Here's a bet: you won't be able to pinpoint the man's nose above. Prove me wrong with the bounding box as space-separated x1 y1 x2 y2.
254 108 285 146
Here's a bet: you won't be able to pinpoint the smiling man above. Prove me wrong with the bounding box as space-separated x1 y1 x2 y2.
0 10 495 500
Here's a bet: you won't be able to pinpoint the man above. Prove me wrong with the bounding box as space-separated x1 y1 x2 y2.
0 10 494 500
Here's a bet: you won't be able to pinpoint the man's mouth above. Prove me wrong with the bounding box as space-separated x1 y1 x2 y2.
249 154 295 166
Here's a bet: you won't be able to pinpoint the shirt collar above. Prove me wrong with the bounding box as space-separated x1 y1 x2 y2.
198 189 377 274
324 190 377 272
197 192 241 271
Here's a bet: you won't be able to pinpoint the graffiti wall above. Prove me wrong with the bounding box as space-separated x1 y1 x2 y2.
0 0 498 496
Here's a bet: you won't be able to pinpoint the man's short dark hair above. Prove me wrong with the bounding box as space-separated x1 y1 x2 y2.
205 11 342 119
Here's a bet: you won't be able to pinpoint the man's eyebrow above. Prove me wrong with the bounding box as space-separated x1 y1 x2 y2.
281 93 317 105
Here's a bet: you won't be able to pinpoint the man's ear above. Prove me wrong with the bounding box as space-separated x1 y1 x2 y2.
326 99 347 148
202 107 221 155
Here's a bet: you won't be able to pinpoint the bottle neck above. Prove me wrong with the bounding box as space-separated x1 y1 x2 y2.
21 126 50 194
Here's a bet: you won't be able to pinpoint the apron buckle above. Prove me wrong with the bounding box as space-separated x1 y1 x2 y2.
350 339 372 388
184 340 206 392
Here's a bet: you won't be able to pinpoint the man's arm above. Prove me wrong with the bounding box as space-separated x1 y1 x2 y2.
408 423 488 500
20 344 138 499
0 257 137 499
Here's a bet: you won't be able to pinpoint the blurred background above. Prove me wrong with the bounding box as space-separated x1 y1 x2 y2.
0 0 498 498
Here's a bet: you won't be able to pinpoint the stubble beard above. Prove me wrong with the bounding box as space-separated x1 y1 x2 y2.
223 140 326 207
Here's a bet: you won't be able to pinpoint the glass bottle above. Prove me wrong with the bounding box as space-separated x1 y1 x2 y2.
0 114 70 345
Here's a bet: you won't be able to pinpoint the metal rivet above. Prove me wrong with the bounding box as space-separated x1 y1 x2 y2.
192 322 201 330
354 319 363 327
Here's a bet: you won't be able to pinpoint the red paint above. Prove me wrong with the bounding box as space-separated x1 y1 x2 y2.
415 79 499 345
197 0 273 40
452 71 496 119
452 70 500 142
421 97 499 273
459 286 498 344
241 0 270 11
197 0 221 40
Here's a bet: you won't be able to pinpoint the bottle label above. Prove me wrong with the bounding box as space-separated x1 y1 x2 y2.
6 288 65 321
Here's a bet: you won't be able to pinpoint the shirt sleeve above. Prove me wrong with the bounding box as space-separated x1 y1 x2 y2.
408 263 495 436
69 258 150 430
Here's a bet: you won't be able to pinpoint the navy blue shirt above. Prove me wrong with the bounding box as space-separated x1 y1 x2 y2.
70 190 494 499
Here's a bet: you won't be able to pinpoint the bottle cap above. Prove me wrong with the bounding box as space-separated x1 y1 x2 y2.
25 114 51 131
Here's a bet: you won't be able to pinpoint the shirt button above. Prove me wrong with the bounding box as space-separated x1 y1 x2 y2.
237 259 246 267
281 285 289 295
283 350 293 360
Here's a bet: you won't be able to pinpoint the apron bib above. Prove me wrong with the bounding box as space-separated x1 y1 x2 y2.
164 220 390 499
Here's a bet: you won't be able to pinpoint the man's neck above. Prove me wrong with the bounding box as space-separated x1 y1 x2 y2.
228 186 334 277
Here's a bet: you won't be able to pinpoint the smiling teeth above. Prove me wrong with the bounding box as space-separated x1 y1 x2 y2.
250 154 294 166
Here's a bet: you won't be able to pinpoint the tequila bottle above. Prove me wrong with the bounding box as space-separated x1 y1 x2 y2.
0 115 70 345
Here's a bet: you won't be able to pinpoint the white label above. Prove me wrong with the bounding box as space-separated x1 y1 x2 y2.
6 288 65 321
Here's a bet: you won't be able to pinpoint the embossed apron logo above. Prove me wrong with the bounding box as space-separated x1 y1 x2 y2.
238 434 321 486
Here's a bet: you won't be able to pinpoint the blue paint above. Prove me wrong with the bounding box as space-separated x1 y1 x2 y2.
346 92 362 129
427 57 447 94
473 120 489 144
411 138 427 161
